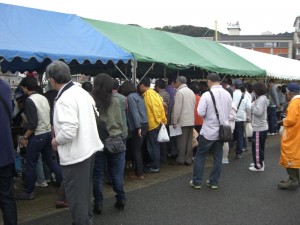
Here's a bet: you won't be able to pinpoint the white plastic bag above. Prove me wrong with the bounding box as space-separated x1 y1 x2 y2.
279 126 284 135
157 124 170 142
245 122 253 137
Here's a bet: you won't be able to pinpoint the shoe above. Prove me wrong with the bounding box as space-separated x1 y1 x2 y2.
189 180 201 189
184 162 192 166
277 180 299 189
55 200 68 208
35 181 48 187
206 180 218 189
222 159 229 164
128 174 144 180
250 162 265 168
144 167 160 173
15 192 35 200
236 154 242 159
93 203 103 214
115 200 126 209
267 132 275 136
169 161 184 166
249 166 264 172
242 148 248 152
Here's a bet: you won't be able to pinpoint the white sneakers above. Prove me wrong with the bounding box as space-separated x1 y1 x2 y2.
222 159 229 164
35 181 48 187
249 166 264 172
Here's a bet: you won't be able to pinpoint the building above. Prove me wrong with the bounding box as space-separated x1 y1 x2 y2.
217 22 294 59
294 16 300 60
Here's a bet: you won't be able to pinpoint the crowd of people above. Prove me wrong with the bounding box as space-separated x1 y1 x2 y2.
1 61 300 225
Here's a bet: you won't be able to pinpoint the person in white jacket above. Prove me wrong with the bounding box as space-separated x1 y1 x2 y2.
46 61 103 225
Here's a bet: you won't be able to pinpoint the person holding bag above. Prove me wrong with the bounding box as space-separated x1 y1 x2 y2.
92 73 126 214
190 73 232 190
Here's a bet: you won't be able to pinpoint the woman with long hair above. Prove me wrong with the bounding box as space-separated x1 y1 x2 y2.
92 73 126 214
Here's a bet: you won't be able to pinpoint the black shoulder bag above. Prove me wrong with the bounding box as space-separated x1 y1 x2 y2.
209 90 233 142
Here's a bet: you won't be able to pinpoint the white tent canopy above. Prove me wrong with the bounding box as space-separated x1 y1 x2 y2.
222 44 300 80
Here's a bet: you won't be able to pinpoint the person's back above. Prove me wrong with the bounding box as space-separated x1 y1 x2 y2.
0 78 17 225
54 84 102 165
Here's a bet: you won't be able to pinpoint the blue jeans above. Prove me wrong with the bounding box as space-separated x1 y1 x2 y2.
25 132 62 193
0 164 17 225
93 150 126 205
146 126 161 170
267 106 277 133
234 121 244 155
192 135 223 186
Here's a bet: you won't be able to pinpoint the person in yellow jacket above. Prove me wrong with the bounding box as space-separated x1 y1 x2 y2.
138 77 167 173
278 82 300 189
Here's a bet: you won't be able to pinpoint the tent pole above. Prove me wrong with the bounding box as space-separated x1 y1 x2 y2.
139 63 155 83
114 64 129 81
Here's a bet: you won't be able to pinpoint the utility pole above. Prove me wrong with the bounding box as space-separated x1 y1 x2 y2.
215 20 218 42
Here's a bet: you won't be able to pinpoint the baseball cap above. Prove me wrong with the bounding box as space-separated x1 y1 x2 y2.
287 82 300 94
234 79 243 87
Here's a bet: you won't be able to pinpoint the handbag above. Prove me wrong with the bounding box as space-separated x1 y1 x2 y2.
104 137 126 154
245 122 253 137
157 124 170 142
209 91 233 142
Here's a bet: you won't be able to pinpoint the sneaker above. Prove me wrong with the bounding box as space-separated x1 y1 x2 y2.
206 180 218 189
249 166 264 172
236 154 242 159
222 159 229 164
267 132 275 136
144 167 160 173
35 181 48 187
242 148 248 152
189 180 201 189
250 162 265 167
15 192 35 200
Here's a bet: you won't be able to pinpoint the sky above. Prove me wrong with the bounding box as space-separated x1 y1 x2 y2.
0 0 299 35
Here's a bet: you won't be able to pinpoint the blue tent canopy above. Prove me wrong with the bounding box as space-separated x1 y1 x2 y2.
0 3 132 72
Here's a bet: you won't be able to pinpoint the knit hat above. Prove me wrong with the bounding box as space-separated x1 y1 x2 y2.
287 82 300 94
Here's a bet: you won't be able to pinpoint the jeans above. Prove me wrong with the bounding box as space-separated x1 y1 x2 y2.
25 132 62 193
146 126 161 170
93 150 126 205
192 135 223 186
0 164 17 225
234 121 244 155
267 106 277 133
36 153 46 183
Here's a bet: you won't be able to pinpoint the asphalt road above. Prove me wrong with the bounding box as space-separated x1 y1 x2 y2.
20 136 300 225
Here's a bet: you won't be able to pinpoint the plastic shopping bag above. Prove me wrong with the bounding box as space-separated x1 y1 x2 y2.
157 124 170 142
245 122 253 138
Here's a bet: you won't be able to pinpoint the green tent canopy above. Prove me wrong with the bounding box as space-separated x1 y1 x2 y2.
84 18 266 77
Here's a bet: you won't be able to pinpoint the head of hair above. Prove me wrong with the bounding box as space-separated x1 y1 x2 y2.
281 85 287 94
92 73 113 114
207 73 221 82
189 81 200 94
46 61 71 84
155 79 166 89
176 76 187 84
139 77 151 87
112 79 120 90
252 82 267 96
119 80 137 96
81 82 93 93
168 75 177 85
19 76 39 92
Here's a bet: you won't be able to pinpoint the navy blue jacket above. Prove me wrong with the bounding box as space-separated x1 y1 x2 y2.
0 79 15 167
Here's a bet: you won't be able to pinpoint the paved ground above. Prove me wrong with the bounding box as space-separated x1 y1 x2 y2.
3 135 300 225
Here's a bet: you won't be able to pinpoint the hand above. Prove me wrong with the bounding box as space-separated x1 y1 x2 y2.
20 137 28 147
137 128 142 138
51 138 58 151
173 124 177 129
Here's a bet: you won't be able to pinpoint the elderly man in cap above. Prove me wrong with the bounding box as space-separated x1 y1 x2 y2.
278 82 300 189
171 76 195 166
